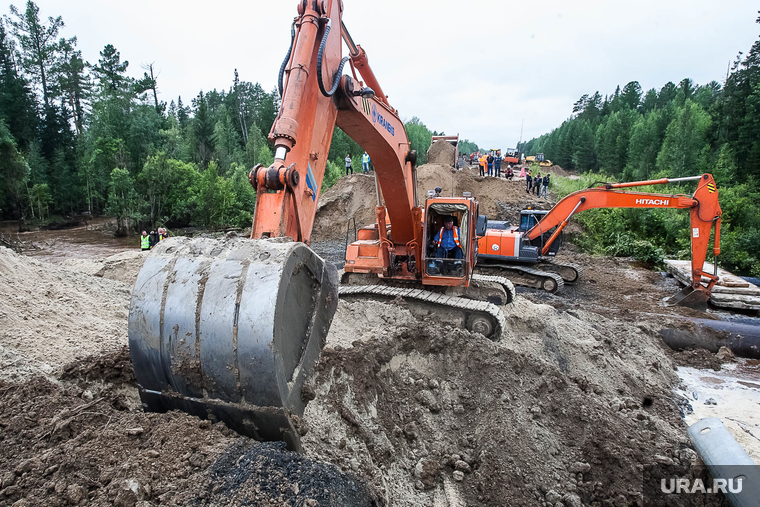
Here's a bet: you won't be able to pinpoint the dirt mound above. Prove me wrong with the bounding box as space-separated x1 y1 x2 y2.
416 164 552 222
313 174 379 240
0 346 376 507
545 164 570 177
426 141 456 166
312 165 551 241
299 297 696 506
62 249 146 287
0 246 131 383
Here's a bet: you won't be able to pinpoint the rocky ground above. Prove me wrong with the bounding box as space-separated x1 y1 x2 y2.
0 164 754 506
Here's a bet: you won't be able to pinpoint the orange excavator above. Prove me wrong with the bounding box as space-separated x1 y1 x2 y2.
128 0 513 452
477 175 723 307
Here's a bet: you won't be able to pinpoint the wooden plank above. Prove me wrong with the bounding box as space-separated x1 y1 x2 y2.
665 259 760 310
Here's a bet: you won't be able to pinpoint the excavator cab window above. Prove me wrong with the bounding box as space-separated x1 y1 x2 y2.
518 210 547 232
424 204 469 278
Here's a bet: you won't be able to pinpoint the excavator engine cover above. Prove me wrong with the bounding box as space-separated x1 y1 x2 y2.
128 237 338 452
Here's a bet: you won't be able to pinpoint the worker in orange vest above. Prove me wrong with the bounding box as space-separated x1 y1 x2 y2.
478 154 486 177
434 216 463 260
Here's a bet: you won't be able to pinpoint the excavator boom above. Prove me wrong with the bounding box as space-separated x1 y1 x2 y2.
526 174 722 308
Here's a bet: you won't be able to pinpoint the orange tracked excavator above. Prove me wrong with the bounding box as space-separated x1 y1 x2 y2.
128 0 513 452
477 175 723 307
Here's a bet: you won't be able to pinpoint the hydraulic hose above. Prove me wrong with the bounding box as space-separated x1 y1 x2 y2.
316 19 349 97
278 21 297 98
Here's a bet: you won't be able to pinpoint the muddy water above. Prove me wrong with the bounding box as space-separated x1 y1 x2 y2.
0 217 136 263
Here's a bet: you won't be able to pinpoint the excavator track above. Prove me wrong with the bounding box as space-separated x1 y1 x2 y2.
537 259 583 284
471 274 516 305
128 237 338 452
338 284 507 340
476 263 565 293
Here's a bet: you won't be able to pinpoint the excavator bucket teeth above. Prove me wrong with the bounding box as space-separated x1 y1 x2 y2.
665 285 710 312
128 237 338 452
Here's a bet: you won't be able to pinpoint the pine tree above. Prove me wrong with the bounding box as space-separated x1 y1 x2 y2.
192 91 215 168
0 23 37 150
93 44 128 93
7 0 64 108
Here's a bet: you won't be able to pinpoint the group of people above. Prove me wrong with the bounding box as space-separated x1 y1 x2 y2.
477 153 504 178
345 152 372 175
523 168 550 198
140 227 168 251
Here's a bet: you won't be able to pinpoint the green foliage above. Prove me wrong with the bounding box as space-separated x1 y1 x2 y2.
405 117 432 164
520 13 760 274
106 167 140 235
656 100 711 177
28 183 51 220
322 160 342 191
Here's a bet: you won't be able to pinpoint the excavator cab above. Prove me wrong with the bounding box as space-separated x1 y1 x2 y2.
423 198 478 283
519 210 562 257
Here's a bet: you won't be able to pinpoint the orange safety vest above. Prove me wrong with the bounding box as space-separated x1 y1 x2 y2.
437 226 461 248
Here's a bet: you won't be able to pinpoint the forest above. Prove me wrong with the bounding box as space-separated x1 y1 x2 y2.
521 14 760 276
0 1 476 235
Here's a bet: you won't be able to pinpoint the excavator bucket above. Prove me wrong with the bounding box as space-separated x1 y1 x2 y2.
128 237 338 452
665 285 711 312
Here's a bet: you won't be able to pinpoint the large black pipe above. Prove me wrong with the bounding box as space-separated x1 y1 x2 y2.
659 318 760 359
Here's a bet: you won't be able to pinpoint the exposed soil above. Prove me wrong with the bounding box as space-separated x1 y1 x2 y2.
426 141 457 166
0 159 751 506
313 163 554 242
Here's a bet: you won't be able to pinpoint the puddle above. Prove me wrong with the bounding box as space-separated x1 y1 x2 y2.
677 359 760 464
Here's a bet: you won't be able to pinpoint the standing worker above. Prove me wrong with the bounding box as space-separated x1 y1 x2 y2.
541 173 550 198
141 231 150 251
495 153 502 178
486 153 494 177
526 170 532 194
361 151 370 173
533 172 541 195
478 154 486 177
345 153 353 175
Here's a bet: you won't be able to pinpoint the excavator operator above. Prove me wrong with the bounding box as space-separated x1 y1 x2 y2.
435 216 463 260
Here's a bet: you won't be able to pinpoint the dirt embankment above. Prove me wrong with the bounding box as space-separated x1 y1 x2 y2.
312 164 553 241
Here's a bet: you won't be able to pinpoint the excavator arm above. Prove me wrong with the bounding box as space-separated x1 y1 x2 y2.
526 174 722 307
250 0 417 246
128 0 420 451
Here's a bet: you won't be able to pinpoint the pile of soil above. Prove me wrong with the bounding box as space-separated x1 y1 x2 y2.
313 174 379 240
0 246 131 383
426 141 456 166
300 297 700 506
0 348 374 507
415 164 552 223
312 164 552 241
544 165 570 177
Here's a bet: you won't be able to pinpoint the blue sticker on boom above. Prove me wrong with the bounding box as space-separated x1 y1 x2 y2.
306 162 317 201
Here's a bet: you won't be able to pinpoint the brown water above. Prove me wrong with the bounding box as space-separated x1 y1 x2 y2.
0 218 136 264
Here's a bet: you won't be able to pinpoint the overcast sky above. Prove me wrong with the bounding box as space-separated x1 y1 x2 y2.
19 0 760 150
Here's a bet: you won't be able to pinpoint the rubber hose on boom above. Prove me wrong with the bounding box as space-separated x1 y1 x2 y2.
278 21 297 98
316 19 349 97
